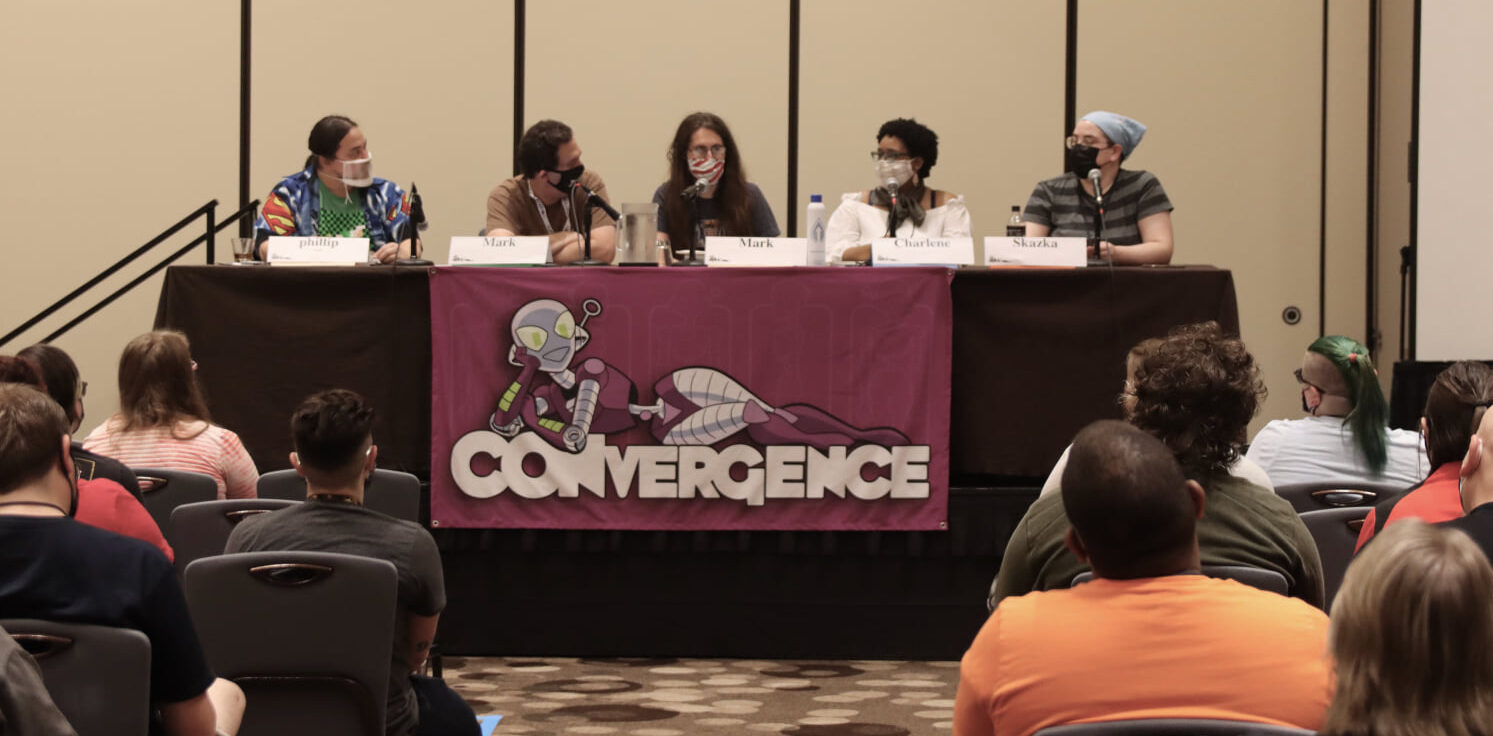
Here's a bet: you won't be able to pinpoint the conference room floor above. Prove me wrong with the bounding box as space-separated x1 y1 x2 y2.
445 655 959 735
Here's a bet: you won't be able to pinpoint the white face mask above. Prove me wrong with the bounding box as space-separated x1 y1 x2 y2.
875 158 914 189
339 155 374 188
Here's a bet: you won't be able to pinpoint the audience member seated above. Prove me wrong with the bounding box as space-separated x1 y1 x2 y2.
253 114 413 263
1038 336 1273 497
83 330 258 499
0 356 172 560
225 390 476 736
0 384 244 736
1441 406 1493 562
955 420 1331 736
1322 520 1493 736
826 118 970 263
1022 110 1174 264
486 119 616 264
20 342 144 501
1356 360 1493 551
652 112 780 259
0 621 77 736
1246 335 1426 489
990 323 1324 610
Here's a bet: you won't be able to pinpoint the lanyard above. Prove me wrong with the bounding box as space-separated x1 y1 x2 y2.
527 180 576 235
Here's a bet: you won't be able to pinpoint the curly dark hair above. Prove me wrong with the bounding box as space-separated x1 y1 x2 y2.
877 118 938 179
292 389 376 479
1129 321 1266 479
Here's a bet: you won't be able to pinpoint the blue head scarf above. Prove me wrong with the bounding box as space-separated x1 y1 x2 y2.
1081 111 1147 159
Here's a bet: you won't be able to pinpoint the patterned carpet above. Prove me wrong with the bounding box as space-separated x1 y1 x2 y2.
444 656 960 735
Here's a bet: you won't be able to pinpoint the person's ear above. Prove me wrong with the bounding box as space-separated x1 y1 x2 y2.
365 445 378 473
1064 526 1091 565
290 451 306 478
58 435 75 481
1185 479 1207 519
1462 435 1483 480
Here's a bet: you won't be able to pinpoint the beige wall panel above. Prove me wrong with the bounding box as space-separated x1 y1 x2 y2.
0 1 238 436
1323 0 1370 344
1376 0 1413 397
252 0 515 264
1078 0 1322 435
800 0 1065 251
525 0 789 252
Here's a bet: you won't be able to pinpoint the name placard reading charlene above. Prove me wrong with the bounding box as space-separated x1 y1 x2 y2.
870 237 975 266
448 236 550 266
265 236 370 265
704 236 809 267
984 236 1087 268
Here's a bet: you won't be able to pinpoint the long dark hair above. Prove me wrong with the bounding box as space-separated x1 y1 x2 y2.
304 115 358 171
1424 361 1493 468
661 112 754 249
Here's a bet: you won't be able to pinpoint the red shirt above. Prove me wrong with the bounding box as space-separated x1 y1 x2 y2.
1355 462 1462 552
74 478 174 562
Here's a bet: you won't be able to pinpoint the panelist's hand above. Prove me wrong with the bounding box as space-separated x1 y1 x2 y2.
374 241 401 263
1090 240 1116 260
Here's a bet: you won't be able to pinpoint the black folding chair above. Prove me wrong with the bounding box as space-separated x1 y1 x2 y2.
2 618 151 736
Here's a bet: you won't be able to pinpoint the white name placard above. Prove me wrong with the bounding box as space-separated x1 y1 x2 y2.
984 236 1087 268
448 236 550 266
265 236 370 265
870 237 975 266
704 236 809 267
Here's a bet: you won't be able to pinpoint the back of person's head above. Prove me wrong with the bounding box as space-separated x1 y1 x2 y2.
1119 337 1164 418
1062 419 1198 579
517 119 573 178
1424 361 1493 468
292 389 376 488
1130 321 1265 478
1325 520 1493 736
17 344 81 426
1304 334 1389 473
0 384 70 496
117 330 211 434
0 356 45 392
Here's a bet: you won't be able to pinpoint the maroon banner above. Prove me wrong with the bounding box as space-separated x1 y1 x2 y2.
429 267 952 530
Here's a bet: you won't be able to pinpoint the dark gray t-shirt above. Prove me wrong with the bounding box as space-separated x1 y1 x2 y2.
652 182 781 253
1023 169 1173 246
225 499 444 736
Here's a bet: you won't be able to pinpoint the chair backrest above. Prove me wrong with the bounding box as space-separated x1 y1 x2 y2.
1275 479 1408 514
1 618 151 736
257 468 422 523
183 551 397 736
168 499 301 574
1035 718 1315 735
1300 506 1372 609
1072 566 1290 596
134 467 219 531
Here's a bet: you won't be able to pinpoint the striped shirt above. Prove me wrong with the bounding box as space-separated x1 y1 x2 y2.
82 418 259 499
1022 169 1173 245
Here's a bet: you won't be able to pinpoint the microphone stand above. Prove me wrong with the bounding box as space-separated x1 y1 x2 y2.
568 182 613 267
1088 174 1107 264
678 189 706 267
395 182 433 266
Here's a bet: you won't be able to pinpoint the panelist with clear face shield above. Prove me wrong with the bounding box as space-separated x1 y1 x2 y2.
825 117 970 264
254 114 413 263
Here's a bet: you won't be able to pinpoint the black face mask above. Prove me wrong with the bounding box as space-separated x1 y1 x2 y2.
1065 145 1100 178
551 164 585 190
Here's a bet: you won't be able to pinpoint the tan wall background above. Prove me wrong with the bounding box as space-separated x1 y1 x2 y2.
1 0 1411 461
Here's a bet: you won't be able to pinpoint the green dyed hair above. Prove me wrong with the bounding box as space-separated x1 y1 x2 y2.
1308 335 1389 474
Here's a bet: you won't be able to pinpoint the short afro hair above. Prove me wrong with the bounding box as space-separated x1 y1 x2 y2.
877 118 939 180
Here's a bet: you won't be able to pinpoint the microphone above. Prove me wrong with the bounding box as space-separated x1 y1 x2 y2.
682 177 711 199
1088 168 1104 208
571 182 621 222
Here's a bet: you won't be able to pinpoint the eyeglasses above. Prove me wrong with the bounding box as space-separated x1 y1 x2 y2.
688 145 727 159
78 380 87 398
1065 135 1112 150
870 151 911 162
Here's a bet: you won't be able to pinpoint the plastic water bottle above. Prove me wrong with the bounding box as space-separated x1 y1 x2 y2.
1006 205 1024 237
806 194 826 265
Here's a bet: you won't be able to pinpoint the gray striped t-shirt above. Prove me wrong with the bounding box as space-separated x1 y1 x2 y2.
1022 169 1172 245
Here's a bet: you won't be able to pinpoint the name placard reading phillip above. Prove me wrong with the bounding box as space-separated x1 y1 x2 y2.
265 236 370 265
984 236 1087 268
704 236 809 267
448 236 550 266
870 237 975 266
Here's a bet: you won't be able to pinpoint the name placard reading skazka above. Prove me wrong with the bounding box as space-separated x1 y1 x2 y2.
870 237 975 266
704 236 809 267
448 236 550 266
984 236 1087 268
265 236 370 265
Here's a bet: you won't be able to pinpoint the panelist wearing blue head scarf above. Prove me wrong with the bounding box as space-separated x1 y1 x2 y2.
1021 111 1175 265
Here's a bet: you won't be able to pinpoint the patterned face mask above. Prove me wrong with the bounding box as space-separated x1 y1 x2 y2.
688 156 725 187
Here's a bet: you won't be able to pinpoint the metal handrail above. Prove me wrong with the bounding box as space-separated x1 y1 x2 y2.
0 199 259 349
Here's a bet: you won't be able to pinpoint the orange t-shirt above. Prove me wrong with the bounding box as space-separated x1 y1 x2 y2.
954 575 1331 736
